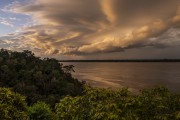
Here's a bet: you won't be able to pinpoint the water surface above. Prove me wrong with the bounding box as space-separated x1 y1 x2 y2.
63 62 180 93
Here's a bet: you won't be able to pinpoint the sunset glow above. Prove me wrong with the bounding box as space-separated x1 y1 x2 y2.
1 0 180 59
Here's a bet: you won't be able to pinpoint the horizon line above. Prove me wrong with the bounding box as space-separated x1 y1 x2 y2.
59 59 180 62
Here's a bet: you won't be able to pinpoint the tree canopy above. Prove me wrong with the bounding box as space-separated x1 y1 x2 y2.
56 86 180 120
28 101 56 120
0 87 28 120
0 49 84 106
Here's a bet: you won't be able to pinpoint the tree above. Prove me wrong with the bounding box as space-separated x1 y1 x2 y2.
56 86 180 120
28 102 57 120
0 87 28 120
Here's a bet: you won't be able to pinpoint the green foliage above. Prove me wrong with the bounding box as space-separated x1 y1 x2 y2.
0 49 84 106
136 87 180 119
0 49 179 119
28 101 57 120
0 87 28 120
56 86 180 120
0 85 179 120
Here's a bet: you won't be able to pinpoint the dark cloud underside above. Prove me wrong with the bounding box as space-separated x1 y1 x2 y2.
1 0 180 59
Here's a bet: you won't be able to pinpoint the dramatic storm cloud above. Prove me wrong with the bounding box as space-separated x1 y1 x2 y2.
1 0 180 58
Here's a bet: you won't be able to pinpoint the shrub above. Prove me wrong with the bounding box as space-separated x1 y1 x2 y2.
28 101 57 120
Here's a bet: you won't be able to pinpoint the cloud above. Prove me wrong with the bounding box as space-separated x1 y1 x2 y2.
2 0 180 56
0 17 14 27
101 0 179 25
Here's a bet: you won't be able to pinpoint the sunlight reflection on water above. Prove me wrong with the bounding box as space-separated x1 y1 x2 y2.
62 62 180 93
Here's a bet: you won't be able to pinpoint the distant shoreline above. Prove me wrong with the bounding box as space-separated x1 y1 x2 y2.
59 59 180 62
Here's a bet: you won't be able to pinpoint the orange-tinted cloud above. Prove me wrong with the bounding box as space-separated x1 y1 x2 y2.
2 0 180 56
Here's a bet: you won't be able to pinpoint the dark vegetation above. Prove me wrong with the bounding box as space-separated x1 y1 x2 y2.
0 49 180 120
0 49 84 106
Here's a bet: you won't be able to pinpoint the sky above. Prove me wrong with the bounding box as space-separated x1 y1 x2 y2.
1 0 180 60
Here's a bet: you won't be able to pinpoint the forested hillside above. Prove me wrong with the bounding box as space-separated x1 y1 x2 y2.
0 49 84 106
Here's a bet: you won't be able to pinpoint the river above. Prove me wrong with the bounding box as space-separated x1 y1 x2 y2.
62 62 180 93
